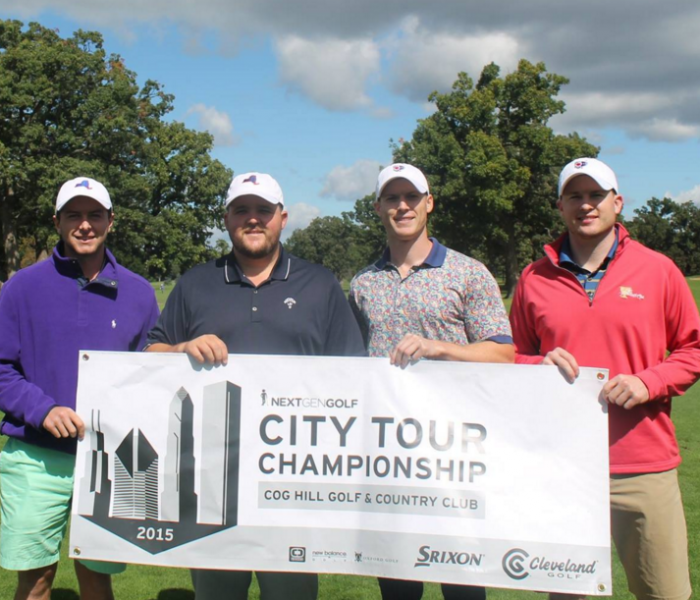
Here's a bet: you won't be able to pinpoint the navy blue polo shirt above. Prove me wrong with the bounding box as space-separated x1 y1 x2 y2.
147 245 365 357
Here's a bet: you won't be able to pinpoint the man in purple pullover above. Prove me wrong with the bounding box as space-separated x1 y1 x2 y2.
0 177 159 600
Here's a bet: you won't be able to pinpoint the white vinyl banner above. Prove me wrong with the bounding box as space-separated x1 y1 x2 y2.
70 352 612 595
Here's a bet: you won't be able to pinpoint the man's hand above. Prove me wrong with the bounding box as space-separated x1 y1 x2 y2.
390 334 437 368
602 374 650 409
542 347 580 383
43 407 85 440
182 335 229 366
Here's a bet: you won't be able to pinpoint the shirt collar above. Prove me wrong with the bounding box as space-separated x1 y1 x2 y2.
559 229 619 270
224 244 291 284
374 237 447 270
52 243 119 289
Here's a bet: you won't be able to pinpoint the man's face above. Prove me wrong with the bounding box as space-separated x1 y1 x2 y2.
375 178 433 242
557 175 622 243
53 196 113 260
224 195 288 259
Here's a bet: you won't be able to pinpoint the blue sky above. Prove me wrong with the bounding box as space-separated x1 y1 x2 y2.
3 1 700 238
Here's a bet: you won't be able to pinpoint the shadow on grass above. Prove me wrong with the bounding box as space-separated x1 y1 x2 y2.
156 590 194 600
51 590 78 599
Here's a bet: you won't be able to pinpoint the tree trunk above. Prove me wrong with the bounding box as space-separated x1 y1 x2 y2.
1 188 21 279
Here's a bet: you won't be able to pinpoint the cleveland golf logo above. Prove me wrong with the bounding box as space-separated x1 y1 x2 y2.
502 548 529 580
502 548 597 580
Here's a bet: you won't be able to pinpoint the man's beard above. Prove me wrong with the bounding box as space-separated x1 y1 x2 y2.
232 232 279 259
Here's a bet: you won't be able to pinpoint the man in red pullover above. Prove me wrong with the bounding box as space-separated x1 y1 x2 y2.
510 157 700 600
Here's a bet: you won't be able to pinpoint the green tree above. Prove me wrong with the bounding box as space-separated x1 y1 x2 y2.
286 213 376 281
341 194 386 264
0 20 231 280
626 197 676 254
213 237 231 257
393 60 598 295
285 193 387 280
627 197 700 275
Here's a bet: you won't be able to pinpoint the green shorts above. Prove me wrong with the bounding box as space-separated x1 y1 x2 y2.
0 438 125 574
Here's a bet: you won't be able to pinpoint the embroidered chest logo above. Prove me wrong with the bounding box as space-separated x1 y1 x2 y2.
284 298 297 310
619 286 645 300
111 319 117 329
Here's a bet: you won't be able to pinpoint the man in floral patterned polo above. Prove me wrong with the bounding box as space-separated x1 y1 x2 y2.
349 163 514 600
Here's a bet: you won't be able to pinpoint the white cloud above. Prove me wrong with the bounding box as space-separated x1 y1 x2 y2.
556 92 677 127
667 184 700 204
320 159 383 202
603 146 626 156
6 0 700 142
553 92 700 142
208 227 229 245
186 103 237 147
283 202 321 239
275 36 380 111
369 106 395 120
387 17 521 102
628 119 700 143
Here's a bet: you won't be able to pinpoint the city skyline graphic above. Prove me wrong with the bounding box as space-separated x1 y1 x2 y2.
79 381 241 554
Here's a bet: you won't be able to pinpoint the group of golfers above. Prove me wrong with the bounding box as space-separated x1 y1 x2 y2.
0 157 696 600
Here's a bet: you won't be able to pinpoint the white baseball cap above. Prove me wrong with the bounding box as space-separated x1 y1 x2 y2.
376 163 430 198
225 172 284 208
56 177 112 212
558 158 619 196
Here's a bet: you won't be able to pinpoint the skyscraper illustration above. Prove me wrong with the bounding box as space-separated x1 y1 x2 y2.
161 387 198 523
78 410 111 519
199 381 241 526
79 380 242 553
112 428 159 520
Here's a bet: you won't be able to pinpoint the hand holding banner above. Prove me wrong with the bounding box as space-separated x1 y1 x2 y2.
70 352 611 595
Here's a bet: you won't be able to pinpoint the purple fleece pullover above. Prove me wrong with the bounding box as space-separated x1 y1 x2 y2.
0 245 159 454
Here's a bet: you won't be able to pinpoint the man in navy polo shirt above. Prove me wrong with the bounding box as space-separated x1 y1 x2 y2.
0 177 159 600
350 163 514 600
146 172 365 600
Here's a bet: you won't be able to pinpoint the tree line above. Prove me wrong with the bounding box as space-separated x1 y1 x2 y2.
288 61 699 290
2 21 697 286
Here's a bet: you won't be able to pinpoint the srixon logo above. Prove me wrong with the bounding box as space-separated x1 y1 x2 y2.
414 545 484 568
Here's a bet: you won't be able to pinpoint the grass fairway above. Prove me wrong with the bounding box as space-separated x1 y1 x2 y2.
0 282 698 598
152 280 177 312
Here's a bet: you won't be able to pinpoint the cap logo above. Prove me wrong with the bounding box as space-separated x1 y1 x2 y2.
243 175 259 185
574 161 587 169
392 165 405 171
75 180 93 190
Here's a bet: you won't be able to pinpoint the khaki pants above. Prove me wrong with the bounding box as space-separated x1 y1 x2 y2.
611 470 691 600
